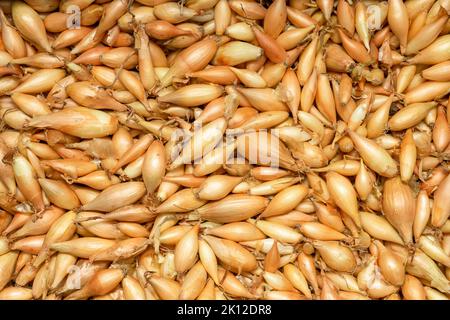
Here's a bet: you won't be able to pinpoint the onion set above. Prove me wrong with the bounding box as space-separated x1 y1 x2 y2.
0 0 448 301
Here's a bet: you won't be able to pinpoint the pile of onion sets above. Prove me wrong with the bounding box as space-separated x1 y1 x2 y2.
0 0 449 300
